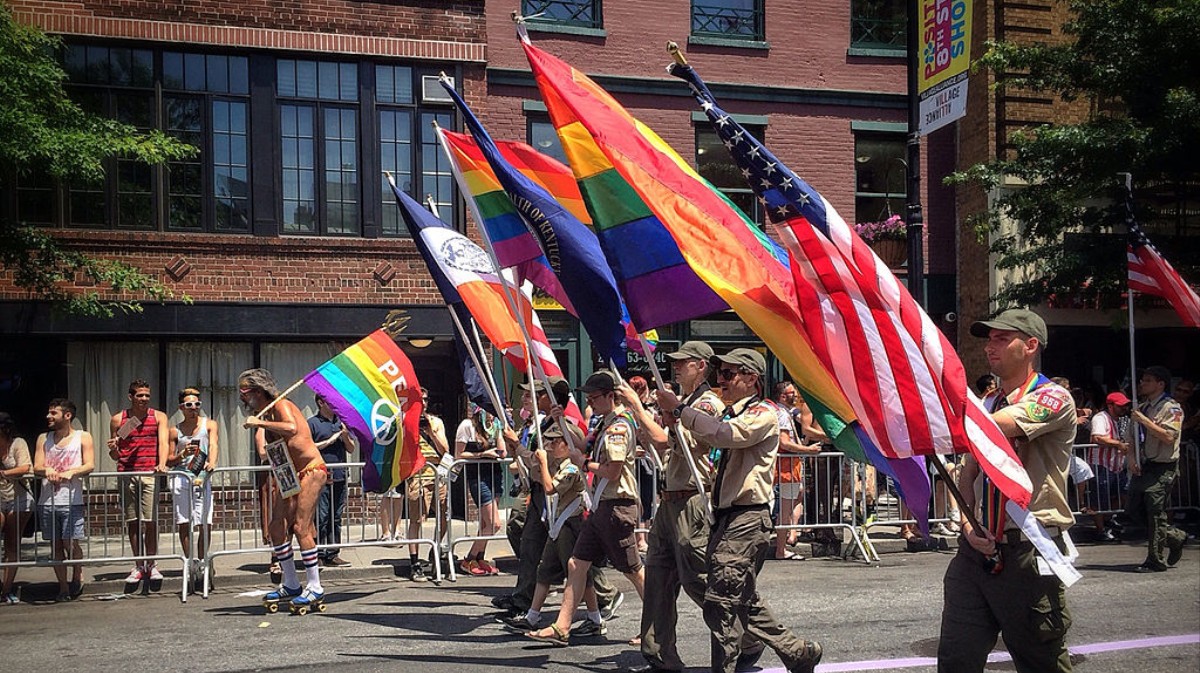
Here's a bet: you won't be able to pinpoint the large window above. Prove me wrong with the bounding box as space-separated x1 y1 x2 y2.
527 118 568 165
851 0 906 50
522 1 602 29
854 134 907 224
696 124 764 225
692 1 765 41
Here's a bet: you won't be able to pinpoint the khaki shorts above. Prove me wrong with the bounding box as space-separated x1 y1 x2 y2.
405 471 446 518
121 474 160 522
572 498 642 574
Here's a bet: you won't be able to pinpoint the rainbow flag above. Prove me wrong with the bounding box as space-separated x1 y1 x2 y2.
303 330 423 493
522 38 862 450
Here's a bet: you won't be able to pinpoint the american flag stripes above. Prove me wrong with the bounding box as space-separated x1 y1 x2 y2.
669 63 1035 509
1125 187 1200 328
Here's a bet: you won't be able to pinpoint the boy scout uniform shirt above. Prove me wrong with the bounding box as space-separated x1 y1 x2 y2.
593 409 639 500
680 395 779 509
662 387 722 491
1125 394 1183 463
989 379 1077 531
549 455 585 516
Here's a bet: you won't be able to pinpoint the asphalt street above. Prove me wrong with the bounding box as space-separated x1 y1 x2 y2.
1 541 1197 673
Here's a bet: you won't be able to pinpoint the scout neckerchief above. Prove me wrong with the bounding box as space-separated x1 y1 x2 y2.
981 372 1052 537
1135 393 1172 463
710 394 760 511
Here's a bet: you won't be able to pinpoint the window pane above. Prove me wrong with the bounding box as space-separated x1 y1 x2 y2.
115 93 155 130
854 135 906 195
184 53 206 90
16 170 55 226
420 111 453 220
131 50 153 87
207 55 229 93
318 61 338 100
523 1 601 29
229 56 249 94
281 104 317 234
117 161 154 229
528 119 567 165
379 109 413 236
692 0 763 39
277 59 296 97
64 45 87 82
324 107 358 235
110 48 132 86
164 52 184 89
696 126 765 227
339 63 358 101
296 61 318 98
69 185 106 227
86 46 110 84
166 96 204 230
851 0 907 48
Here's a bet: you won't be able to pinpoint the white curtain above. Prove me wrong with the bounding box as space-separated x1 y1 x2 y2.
66 341 160 473
261 341 345 426
165 342 254 467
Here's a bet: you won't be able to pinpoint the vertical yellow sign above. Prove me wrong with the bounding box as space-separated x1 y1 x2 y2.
917 0 973 135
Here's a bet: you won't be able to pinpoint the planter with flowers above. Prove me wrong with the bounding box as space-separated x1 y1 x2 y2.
854 215 907 268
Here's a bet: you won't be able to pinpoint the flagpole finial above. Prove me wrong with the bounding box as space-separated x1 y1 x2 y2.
667 41 687 66
381 309 412 338
512 10 534 44
438 71 452 86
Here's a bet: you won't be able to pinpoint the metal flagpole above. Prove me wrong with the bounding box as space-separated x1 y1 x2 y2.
1122 173 1142 465
446 306 511 434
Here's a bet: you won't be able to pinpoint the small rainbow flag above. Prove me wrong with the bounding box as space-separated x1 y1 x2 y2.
303 331 424 493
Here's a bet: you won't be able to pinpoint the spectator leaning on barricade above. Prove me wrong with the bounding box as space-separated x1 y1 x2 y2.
657 348 823 673
107 379 169 588
166 388 219 586
455 403 506 576
1123 366 1188 573
1 412 33 604
939 309 1077 673
769 380 822 561
404 387 448 582
308 393 355 569
1086 391 1131 541
526 370 646 647
34 398 95 602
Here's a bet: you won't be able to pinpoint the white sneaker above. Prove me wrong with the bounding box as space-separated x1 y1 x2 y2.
147 566 164 581
931 523 953 536
124 567 144 584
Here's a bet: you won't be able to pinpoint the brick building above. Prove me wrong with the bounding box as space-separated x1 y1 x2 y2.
1 0 957 464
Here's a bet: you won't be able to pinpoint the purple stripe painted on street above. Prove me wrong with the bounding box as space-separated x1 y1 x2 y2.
754 633 1200 672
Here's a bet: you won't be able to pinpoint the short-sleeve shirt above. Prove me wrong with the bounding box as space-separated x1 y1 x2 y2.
682 395 780 510
1 437 32 503
308 413 349 481
592 410 638 501
991 376 1076 530
549 455 585 515
1126 394 1184 463
1088 410 1125 472
662 386 721 491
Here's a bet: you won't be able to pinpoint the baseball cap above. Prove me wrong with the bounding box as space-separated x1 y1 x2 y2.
666 341 714 361
519 375 569 396
1105 392 1130 406
543 422 585 446
580 370 618 394
969 308 1049 346
713 348 766 376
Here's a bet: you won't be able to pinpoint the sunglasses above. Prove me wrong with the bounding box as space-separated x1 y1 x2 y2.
181 401 202 409
238 387 254 395
717 368 747 380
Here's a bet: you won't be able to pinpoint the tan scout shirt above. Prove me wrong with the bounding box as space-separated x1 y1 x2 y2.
662 386 722 491
1125 394 1183 464
681 395 778 510
549 455 585 517
594 409 639 501
990 377 1076 531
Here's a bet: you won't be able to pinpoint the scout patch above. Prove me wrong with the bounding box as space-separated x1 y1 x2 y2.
1027 390 1065 422
695 398 719 416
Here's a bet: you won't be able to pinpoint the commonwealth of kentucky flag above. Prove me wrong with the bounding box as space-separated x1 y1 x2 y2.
304 330 423 493
668 61 1032 514
1125 185 1200 328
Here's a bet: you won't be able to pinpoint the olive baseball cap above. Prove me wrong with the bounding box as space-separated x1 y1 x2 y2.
543 422 585 445
713 348 767 376
970 308 1049 346
580 370 618 394
666 340 714 361
519 375 569 396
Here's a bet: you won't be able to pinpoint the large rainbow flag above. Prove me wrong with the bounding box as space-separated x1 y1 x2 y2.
303 330 423 493
522 37 862 452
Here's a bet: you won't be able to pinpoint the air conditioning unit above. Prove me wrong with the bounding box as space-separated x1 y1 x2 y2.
422 75 454 103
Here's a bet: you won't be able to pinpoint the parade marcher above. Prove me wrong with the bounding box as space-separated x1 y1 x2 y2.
0 412 33 603
526 370 645 646
938 309 1077 673
657 348 823 673
309 393 355 568
33 399 94 601
1086 391 1131 541
166 387 219 585
107 379 169 587
1124 366 1188 572
240 368 329 612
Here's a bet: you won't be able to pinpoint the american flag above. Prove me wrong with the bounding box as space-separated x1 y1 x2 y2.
669 63 1034 509
1124 186 1200 328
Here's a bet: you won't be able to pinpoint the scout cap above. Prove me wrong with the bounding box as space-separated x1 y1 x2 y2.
580 370 618 394
1144 366 1172 385
714 348 766 376
666 340 714 361
969 308 1049 346
519 375 569 396
1105 391 1130 406
543 421 585 446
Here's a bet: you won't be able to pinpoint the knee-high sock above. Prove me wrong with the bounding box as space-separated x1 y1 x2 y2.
301 547 322 592
274 542 298 589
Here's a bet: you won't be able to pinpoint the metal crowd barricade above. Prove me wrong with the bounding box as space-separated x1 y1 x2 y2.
858 456 959 556
201 461 441 597
0 469 194 600
771 451 874 564
440 456 514 583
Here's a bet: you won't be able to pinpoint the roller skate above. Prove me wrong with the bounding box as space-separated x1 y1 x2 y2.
262 584 301 614
288 587 326 615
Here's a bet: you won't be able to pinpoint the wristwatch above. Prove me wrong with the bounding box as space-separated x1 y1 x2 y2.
672 406 683 420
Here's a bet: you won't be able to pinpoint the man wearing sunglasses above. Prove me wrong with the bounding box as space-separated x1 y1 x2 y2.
656 348 822 673
938 309 1077 673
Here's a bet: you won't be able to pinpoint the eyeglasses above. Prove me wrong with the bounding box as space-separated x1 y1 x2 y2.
181 402 202 409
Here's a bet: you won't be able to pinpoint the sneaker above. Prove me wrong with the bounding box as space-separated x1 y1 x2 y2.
124 567 144 584
323 556 352 568
931 523 954 536
1135 563 1168 573
1167 536 1185 566
147 566 164 582
69 580 83 598
498 612 539 632
570 619 607 637
787 640 823 673
599 591 625 621
1096 529 1116 543
411 562 429 583
1 593 19 605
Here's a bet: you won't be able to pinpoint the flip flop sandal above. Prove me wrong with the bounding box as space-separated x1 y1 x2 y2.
525 623 570 647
